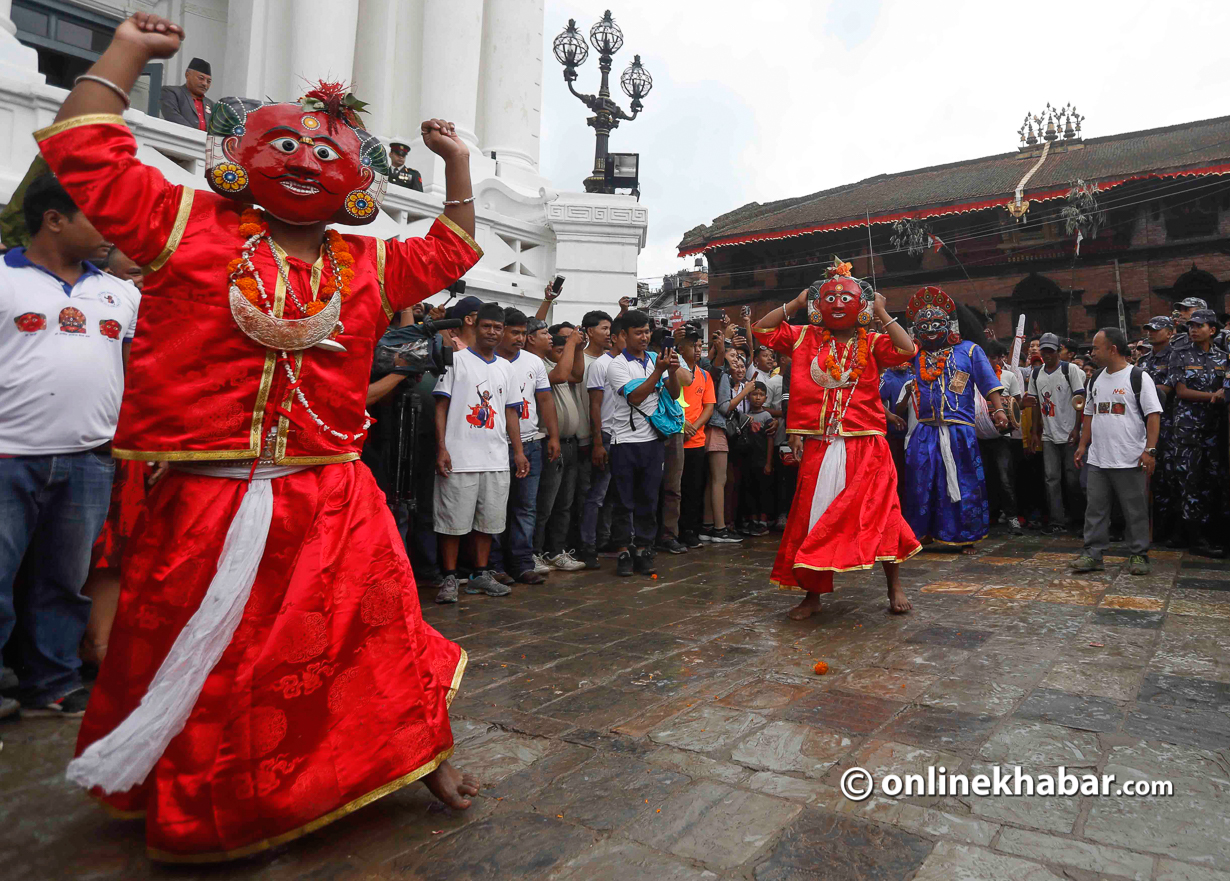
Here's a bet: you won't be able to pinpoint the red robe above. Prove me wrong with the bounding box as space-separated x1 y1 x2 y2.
36 115 478 861
756 324 921 590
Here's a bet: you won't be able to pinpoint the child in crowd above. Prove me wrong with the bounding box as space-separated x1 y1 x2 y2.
739 381 775 535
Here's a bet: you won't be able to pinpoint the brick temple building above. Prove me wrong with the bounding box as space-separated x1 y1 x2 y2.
678 108 1230 343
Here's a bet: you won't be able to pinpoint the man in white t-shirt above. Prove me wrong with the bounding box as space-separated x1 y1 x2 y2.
1073 328 1161 575
488 308 559 585
0 175 140 718
605 310 684 577
1025 332 1087 533
578 313 619 568
432 303 528 603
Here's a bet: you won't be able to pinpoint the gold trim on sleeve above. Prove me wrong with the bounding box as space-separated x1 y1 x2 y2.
436 214 483 257
792 325 811 351
142 189 195 275
34 113 127 142
375 238 393 320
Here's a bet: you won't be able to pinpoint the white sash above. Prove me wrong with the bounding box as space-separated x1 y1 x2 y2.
808 437 847 530
67 464 308 794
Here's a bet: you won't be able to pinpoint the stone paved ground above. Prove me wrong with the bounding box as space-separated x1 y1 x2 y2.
4 529 1230 880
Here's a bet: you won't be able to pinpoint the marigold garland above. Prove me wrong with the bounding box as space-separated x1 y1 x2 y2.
229 208 354 318
815 327 870 384
919 349 948 382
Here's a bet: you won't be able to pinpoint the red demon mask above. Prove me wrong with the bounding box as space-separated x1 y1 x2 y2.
807 258 873 330
205 84 389 226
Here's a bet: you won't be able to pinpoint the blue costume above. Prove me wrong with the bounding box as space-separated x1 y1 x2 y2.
904 339 1005 545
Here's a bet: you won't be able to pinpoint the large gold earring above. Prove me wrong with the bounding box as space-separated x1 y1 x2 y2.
343 189 378 220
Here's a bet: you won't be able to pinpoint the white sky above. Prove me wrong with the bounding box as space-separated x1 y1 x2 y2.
540 0 1230 283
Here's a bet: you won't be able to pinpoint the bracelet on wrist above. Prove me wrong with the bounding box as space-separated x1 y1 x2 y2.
443 195 476 207
74 74 131 109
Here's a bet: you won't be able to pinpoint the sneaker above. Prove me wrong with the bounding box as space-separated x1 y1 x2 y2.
531 554 552 575
772 515 788 532
516 570 547 585
434 574 460 604
698 526 714 543
24 687 91 718
710 527 744 544
1071 554 1104 572
633 547 657 575
1008 517 1025 536
1041 524 1066 536
546 550 587 571
680 532 702 549
0 696 19 721
657 537 688 555
1128 555 1151 576
753 521 770 536
466 570 512 597
616 550 634 576
579 546 601 570
491 570 516 586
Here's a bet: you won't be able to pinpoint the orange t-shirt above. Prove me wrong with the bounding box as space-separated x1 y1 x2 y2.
682 365 717 448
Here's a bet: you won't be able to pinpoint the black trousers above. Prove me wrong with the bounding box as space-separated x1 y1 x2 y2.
740 455 774 519
680 446 708 537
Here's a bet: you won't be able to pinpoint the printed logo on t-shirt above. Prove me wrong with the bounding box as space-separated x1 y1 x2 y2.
58 306 86 334
13 312 46 333
99 319 122 340
1111 402 1126 415
1097 402 1111 414
1041 390 1056 417
100 293 119 307
465 382 499 429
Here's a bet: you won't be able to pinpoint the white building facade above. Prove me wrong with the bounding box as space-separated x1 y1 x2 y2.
0 0 647 323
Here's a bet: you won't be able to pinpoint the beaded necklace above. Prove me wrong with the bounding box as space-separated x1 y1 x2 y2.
228 208 369 447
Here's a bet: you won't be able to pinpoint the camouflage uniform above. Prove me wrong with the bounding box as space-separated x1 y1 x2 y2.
1166 343 1230 538
1139 344 1177 536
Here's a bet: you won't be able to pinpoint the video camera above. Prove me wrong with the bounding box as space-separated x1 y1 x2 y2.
373 317 463 378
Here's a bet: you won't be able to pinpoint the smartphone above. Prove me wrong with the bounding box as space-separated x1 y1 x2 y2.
551 274 566 294
662 334 676 351
741 304 752 318
629 296 639 307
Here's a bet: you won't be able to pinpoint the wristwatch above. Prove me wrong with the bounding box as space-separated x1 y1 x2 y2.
1145 447 1158 456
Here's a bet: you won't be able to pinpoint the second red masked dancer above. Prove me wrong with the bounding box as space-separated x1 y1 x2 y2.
754 260 920 620
37 12 481 863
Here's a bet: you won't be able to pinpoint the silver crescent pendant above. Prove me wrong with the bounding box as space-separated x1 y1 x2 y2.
229 285 346 352
810 354 854 389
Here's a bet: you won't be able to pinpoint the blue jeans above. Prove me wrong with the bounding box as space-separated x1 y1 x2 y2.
490 439 543 577
0 451 113 704
580 432 613 550
610 439 667 549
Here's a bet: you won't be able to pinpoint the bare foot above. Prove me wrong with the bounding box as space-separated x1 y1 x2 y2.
888 583 912 614
959 545 978 556
788 593 821 620
422 760 479 810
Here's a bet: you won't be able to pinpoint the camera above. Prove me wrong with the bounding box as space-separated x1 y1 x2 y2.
373 317 463 378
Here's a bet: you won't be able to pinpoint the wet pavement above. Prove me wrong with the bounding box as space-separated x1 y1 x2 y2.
4 528 1230 880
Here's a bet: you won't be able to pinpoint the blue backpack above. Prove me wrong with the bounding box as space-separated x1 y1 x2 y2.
624 373 685 439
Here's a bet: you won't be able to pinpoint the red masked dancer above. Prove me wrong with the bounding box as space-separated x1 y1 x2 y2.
754 259 920 620
36 14 481 862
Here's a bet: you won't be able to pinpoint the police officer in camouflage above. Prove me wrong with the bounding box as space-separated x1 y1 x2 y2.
387 141 424 191
1169 296 1208 353
1163 309 1229 557
1139 316 1178 542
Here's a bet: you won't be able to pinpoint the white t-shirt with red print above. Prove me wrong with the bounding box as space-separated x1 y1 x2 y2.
502 350 551 443
433 347 517 472
0 249 140 455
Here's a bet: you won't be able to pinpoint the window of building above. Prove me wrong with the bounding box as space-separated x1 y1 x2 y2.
14 0 162 115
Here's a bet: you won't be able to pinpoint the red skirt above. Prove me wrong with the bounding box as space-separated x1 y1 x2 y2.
771 435 920 591
76 461 465 862
90 459 151 570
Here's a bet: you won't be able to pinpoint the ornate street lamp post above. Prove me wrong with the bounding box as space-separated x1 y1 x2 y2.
553 10 652 194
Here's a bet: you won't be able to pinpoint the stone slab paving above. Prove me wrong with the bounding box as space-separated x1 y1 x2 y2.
5 530 1230 879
